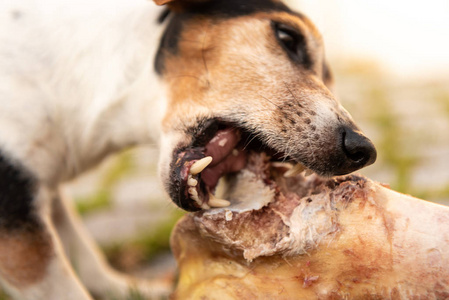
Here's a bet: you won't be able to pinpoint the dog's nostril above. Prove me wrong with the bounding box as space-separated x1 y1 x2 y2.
346 149 365 163
342 127 377 166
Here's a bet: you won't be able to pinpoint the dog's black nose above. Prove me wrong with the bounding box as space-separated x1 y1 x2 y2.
335 126 377 175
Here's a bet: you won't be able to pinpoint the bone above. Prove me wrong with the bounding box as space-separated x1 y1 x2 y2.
208 193 231 208
190 156 213 175
172 175 449 299
284 163 306 177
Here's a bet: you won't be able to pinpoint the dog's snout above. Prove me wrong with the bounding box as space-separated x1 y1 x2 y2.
340 127 377 171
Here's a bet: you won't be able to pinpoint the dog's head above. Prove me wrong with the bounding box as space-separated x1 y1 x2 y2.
153 0 376 211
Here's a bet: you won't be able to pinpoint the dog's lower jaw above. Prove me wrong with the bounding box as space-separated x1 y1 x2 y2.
163 114 376 212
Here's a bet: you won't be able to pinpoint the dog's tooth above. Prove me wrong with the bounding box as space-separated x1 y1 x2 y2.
190 156 213 175
304 169 314 177
208 193 231 208
190 194 208 209
187 177 198 187
284 163 306 178
188 187 198 197
209 198 231 208
232 149 239 156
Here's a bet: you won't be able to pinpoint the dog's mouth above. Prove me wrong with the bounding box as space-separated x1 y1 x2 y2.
168 119 312 212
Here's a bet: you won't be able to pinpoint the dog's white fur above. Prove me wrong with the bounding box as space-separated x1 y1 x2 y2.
0 0 165 184
0 0 171 299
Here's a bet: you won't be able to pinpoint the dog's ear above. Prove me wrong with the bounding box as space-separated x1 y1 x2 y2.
153 0 206 8
153 0 174 5
153 0 207 5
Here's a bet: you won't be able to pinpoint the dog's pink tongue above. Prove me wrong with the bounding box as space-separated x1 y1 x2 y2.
203 128 247 189
205 128 240 165
202 149 246 189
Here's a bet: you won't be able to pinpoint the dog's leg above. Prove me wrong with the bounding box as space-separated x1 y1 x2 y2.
51 193 171 299
0 186 92 300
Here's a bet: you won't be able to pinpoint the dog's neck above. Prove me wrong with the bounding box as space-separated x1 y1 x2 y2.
0 0 167 183
55 3 167 180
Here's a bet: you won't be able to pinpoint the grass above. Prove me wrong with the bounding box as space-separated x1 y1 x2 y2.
434 88 449 118
0 291 9 300
76 150 134 215
412 182 449 204
366 84 420 194
104 209 185 272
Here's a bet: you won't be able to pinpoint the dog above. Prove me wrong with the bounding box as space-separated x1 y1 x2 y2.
0 0 376 299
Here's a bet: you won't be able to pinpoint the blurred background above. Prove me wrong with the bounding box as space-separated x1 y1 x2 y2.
2 0 448 299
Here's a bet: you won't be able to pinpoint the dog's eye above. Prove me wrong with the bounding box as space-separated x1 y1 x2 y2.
273 22 310 68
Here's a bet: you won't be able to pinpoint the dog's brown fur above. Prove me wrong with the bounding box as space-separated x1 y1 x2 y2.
0 229 53 287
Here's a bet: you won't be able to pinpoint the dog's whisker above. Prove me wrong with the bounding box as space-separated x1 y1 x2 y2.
283 81 304 108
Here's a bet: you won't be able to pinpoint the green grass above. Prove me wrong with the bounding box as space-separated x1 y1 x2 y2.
76 189 112 215
0 290 9 300
412 182 449 203
132 211 185 259
76 150 134 215
367 85 420 194
433 88 449 118
104 209 186 270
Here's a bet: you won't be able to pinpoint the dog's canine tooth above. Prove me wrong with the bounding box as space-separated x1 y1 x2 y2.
190 156 213 175
284 163 306 177
188 176 198 187
188 187 198 197
304 169 314 177
208 193 231 208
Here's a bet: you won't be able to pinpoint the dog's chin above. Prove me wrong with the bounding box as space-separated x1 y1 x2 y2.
165 119 324 212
